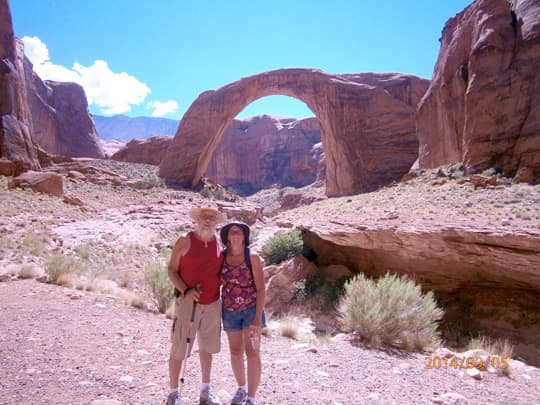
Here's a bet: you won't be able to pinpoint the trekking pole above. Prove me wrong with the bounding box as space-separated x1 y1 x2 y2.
179 283 201 386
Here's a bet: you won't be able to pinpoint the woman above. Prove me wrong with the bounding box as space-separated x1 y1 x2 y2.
219 222 266 405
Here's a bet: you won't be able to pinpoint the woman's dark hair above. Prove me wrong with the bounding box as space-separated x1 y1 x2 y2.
219 221 250 246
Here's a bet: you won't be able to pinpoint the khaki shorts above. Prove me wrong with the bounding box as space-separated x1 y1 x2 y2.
170 296 221 361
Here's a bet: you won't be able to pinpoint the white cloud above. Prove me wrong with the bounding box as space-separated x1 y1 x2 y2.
21 36 151 115
147 100 179 117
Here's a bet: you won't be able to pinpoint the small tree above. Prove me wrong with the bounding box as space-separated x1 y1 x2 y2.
340 272 443 350
262 229 303 265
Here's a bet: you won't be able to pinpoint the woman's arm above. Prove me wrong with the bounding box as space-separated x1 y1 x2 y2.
250 253 266 328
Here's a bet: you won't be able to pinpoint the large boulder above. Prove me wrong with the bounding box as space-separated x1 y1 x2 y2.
159 69 429 197
417 0 540 183
0 0 40 174
8 170 63 197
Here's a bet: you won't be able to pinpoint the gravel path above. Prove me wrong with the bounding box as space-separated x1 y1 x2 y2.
1 280 539 405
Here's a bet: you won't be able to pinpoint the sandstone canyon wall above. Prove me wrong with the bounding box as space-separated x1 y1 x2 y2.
0 0 40 175
417 0 540 183
26 77 106 159
1 0 104 169
205 115 322 195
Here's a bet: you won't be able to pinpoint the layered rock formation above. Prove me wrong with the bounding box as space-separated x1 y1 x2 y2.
0 0 40 175
27 78 105 159
111 136 172 165
206 115 321 195
159 69 429 197
417 0 540 183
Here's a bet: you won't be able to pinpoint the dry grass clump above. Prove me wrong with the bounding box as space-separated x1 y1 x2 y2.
466 336 515 359
18 265 39 279
277 315 300 339
339 272 443 351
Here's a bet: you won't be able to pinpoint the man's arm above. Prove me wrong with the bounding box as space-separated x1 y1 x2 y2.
168 236 189 295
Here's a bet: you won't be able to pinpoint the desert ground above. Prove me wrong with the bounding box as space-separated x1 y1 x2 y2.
1 159 539 405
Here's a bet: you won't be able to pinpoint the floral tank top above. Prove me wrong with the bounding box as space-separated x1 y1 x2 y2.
220 257 257 311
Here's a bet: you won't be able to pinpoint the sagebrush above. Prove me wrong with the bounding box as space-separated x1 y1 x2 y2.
339 272 443 350
144 259 174 313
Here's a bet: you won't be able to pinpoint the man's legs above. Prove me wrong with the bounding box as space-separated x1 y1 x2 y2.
199 351 213 383
169 357 182 389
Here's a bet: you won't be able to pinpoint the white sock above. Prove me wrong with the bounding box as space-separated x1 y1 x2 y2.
201 382 210 391
169 388 179 395
247 396 256 403
239 385 247 391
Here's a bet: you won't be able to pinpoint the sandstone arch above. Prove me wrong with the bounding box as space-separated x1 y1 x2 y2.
159 68 429 197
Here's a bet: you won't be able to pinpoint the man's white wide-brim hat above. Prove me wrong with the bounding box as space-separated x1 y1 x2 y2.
188 202 227 224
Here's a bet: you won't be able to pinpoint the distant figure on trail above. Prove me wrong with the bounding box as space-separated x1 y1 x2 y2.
219 221 267 405
166 203 226 405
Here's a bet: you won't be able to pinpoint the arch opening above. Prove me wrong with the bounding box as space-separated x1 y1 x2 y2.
204 95 324 196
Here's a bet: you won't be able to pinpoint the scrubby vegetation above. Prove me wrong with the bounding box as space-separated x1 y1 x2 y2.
262 229 304 265
339 272 443 350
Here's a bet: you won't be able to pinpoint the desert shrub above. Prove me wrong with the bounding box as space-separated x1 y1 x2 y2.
144 259 174 313
262 229 303 265
44 254 83 284
340 272 443 350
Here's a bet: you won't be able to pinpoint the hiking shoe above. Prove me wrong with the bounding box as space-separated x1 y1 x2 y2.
244 399 256 405
166 390 180 405
230 387 247 405
199 385 222 405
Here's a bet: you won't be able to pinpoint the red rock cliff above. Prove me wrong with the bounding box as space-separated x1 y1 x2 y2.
417 0 540 183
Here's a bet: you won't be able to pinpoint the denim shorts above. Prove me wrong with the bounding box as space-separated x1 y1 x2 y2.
222 306 267 332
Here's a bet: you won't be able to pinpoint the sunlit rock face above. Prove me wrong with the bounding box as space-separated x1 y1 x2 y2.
0 0 40 174
159 68 429 197
27 78 106 159
417 0 540 183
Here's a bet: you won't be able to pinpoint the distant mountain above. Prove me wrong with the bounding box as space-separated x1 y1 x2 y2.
92 114 180 142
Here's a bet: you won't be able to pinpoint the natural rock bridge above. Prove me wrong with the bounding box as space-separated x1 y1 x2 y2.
159 68 429 197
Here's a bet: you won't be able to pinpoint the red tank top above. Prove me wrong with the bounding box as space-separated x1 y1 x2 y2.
178 232 222 305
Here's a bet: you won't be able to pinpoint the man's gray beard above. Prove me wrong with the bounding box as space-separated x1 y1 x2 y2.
195 227 214 241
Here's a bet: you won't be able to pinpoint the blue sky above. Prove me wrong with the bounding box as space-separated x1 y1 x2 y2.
10 0 472 121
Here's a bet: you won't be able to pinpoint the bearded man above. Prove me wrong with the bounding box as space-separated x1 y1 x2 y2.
166 203 226 405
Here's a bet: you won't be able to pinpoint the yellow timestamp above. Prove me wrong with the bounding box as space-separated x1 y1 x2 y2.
425 355 509 370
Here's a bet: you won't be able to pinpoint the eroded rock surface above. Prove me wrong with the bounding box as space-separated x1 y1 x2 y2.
417 0 540 183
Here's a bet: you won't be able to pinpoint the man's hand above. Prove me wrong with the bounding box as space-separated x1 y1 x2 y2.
185 284 201 302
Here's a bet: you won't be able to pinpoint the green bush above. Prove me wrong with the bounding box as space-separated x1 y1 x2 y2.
44 254 83 283
295 272 350 308
144 259 175 313
339 272 443 350
262 229 303 265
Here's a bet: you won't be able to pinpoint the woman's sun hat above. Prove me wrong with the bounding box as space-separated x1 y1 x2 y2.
188 202 227 224
220 221 250 246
